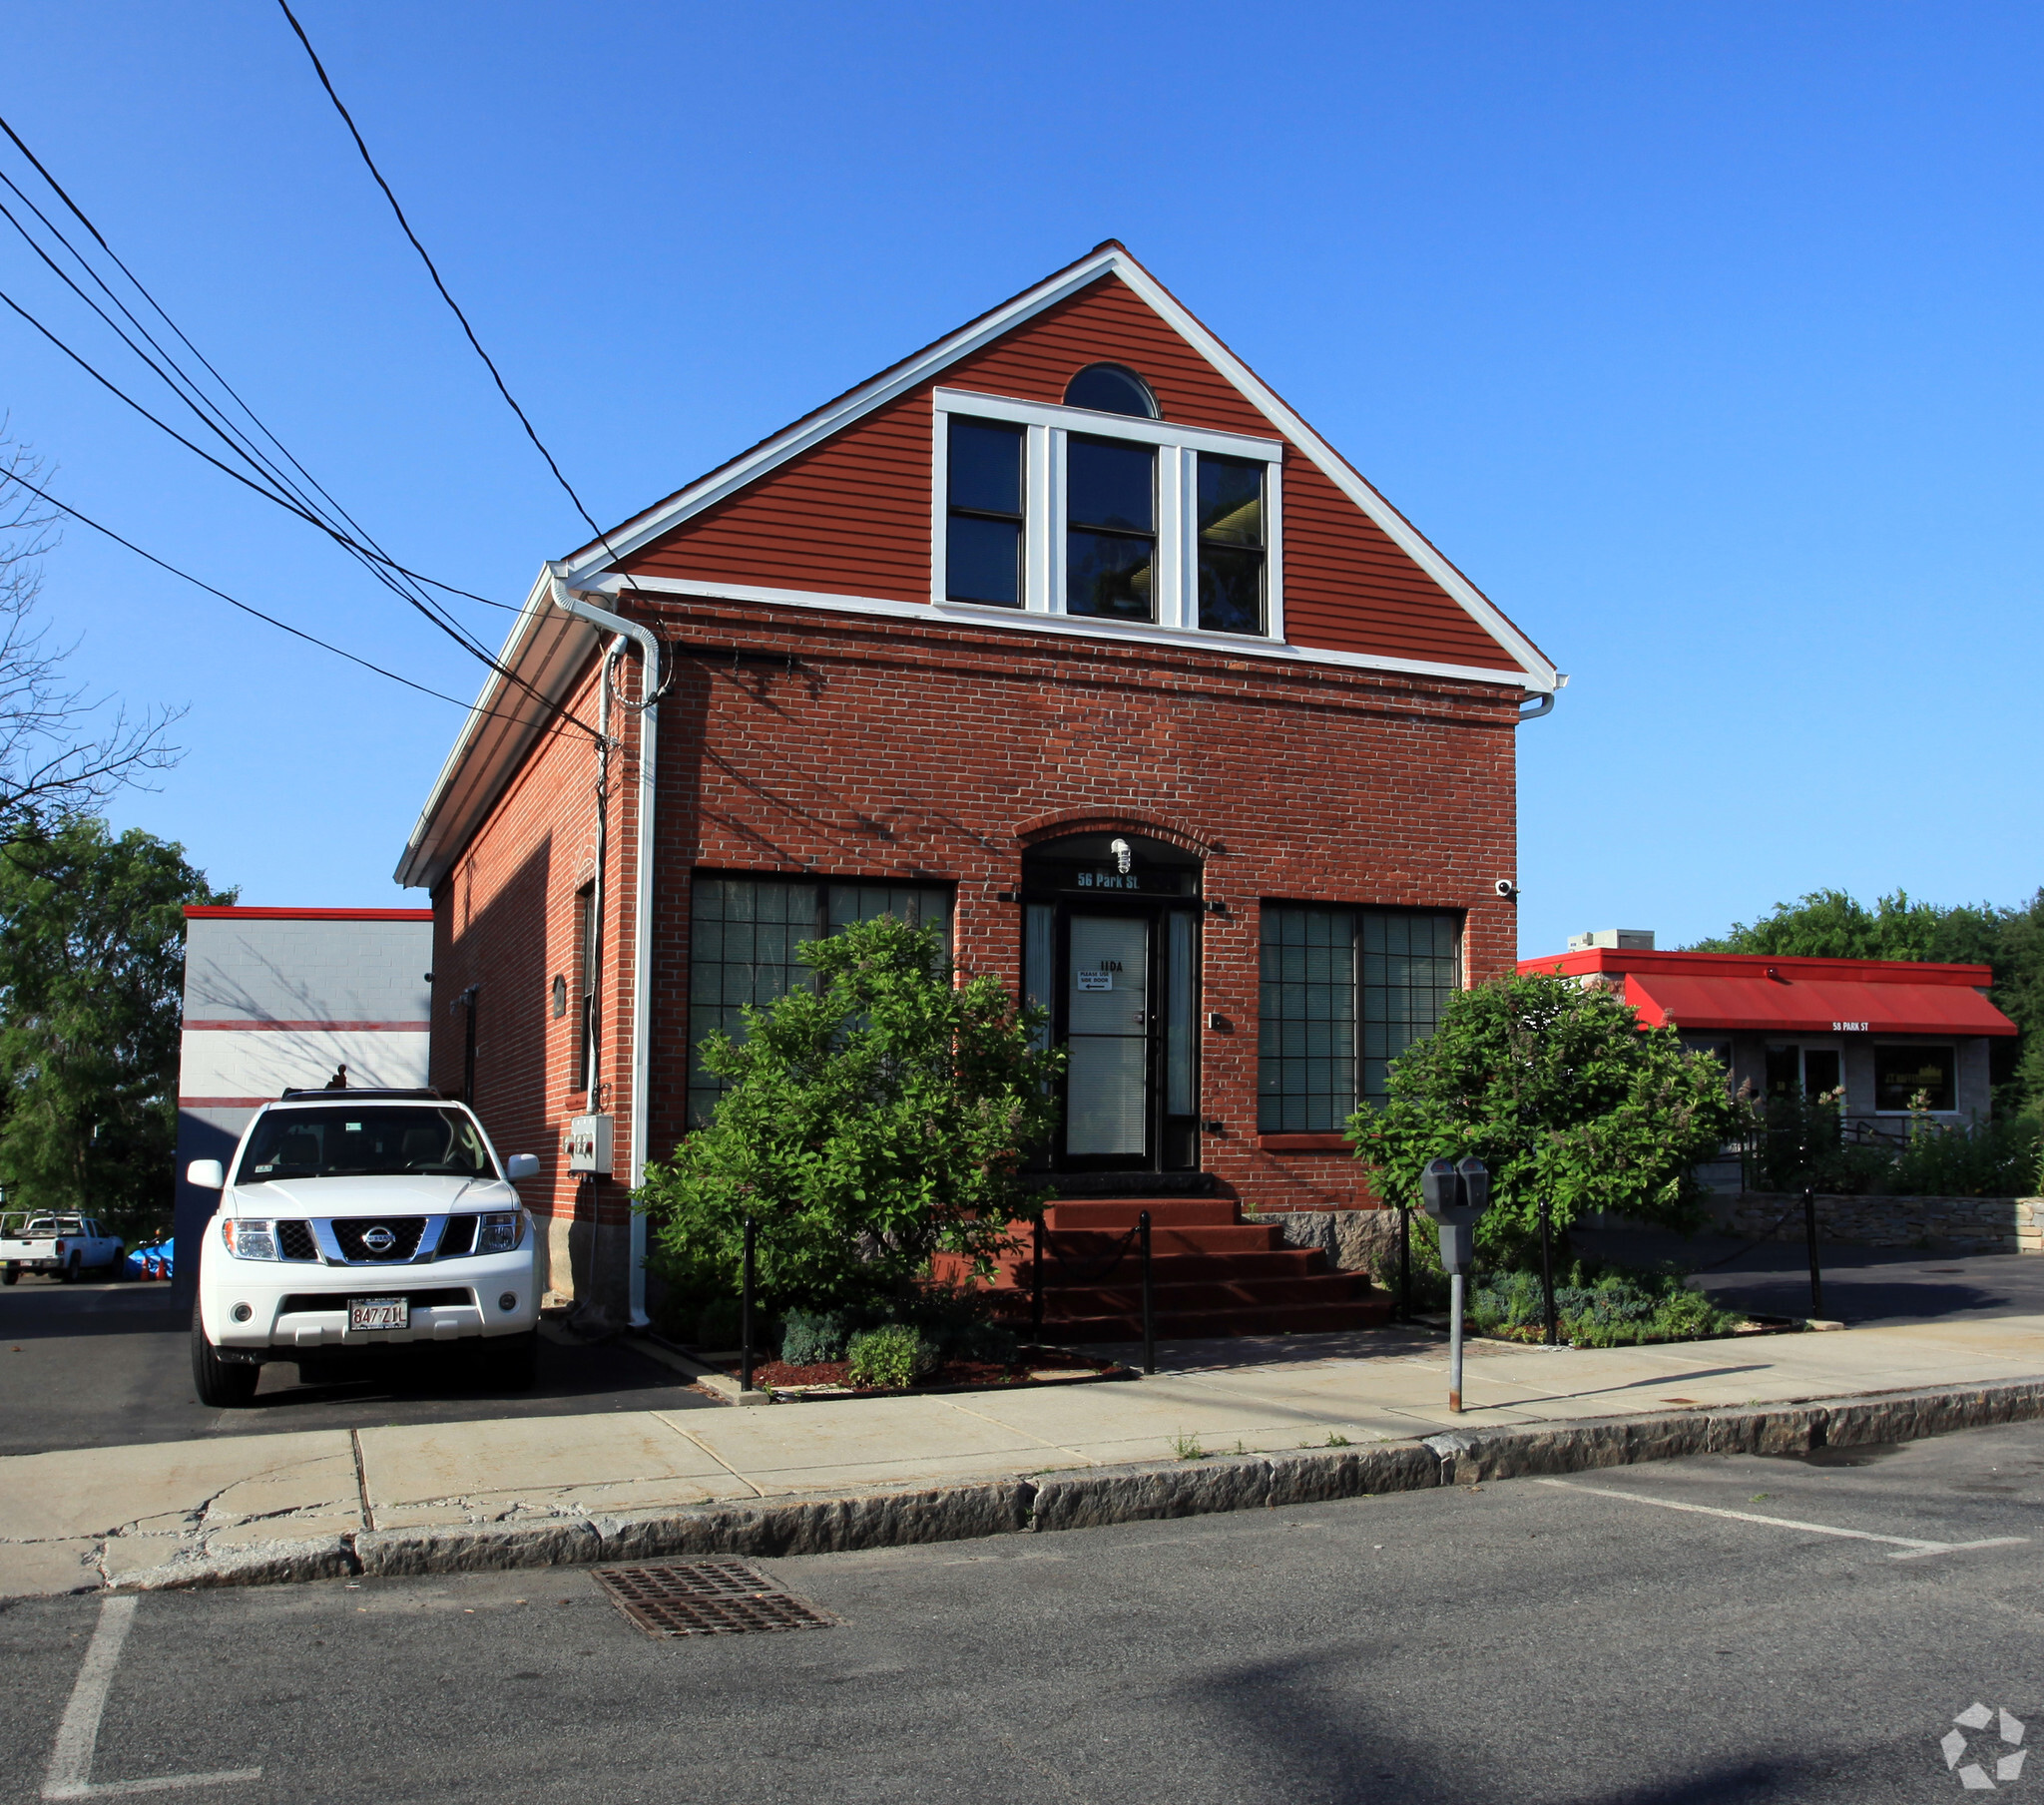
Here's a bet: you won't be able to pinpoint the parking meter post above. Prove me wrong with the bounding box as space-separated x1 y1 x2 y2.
1031 1216 1045 1345
1802 1183 1824 1320
1448 1270 1465 1412
740 1216 757 1394
1139 1210 1155 1375
1538 1195 1558 1346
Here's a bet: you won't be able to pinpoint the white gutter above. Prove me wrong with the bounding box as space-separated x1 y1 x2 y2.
547 561 658 1329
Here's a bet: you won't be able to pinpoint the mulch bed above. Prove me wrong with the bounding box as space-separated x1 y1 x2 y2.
722 1346 1120 1397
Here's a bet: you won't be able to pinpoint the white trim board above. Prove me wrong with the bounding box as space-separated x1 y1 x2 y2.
556 243 1559 691
604 571 1540 690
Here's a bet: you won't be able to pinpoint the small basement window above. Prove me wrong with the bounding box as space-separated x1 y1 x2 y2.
1873 1044 1956 1113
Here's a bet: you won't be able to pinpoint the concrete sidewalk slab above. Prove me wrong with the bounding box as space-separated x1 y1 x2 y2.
6 1316 2044 1596
359 1413 750 1530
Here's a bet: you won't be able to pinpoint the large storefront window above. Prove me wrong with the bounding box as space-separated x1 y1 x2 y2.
1873 1044 1955 1113
687 876 951 1128
1258 906 1462 1131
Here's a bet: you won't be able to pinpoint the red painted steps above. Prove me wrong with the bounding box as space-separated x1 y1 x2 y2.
933 1195 1389 1343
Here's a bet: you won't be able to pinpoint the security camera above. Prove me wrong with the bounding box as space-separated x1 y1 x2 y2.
1494 879 1519 900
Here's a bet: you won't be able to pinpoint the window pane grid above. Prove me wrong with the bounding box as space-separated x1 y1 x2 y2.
688 877 951 1128
1258 906 1461 1131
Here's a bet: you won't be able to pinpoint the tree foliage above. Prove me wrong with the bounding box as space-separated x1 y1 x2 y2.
1691 886 2044 1117
0 815 233 1235
1346 973 1741 1262
638 914 1064 1314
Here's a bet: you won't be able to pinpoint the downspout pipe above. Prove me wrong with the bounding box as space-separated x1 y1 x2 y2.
1518 675 1566 722
548 562 659 1329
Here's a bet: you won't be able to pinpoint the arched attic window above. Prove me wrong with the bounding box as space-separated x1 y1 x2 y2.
1063 363 1159 418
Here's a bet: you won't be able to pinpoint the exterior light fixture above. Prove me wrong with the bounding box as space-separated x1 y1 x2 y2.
1110 837 1133 875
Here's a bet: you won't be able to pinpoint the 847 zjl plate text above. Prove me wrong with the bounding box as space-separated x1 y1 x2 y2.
348 1297 408 1331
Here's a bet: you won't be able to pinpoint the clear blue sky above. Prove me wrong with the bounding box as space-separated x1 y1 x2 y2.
3 2 2039 956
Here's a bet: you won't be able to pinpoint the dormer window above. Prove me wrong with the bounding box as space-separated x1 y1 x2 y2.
944 417 1025 607
930 386 1283 642
1063 363 1159 418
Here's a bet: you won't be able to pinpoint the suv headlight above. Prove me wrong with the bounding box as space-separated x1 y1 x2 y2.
478 1210 525 1255
220 1218 279 1260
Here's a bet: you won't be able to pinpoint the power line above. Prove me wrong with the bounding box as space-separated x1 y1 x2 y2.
0 461 564 732
275 0 621 562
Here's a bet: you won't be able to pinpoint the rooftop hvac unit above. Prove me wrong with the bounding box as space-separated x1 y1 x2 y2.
1568 929 1656 953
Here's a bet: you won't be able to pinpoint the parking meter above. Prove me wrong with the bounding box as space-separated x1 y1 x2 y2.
1418 1155 1490 1273
1416 1154 1490 1415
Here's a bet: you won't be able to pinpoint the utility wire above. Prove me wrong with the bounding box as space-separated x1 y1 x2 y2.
0 114 516 620
275 0 620 562
0 461 546 724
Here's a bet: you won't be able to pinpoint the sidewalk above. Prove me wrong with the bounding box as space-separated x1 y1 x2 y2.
6 1312 2044 1597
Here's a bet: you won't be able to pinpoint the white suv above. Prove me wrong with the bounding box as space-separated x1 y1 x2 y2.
189 1090 541 1408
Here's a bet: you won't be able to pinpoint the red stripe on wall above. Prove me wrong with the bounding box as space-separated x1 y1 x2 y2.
183 907 434 921
181 1020 431 1033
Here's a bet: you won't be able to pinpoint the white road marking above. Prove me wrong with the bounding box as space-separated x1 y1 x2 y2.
1535 1478 2029 1560
42 1595 262 1801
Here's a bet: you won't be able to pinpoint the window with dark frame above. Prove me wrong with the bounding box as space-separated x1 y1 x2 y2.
574 883 597 1094
1258 906 1462 1131
945 418 1025 607
1066 435 1157 621
687 876 953 1128
1198 455 1265 636
1873 1044 1956 1113
1063 363 1159 418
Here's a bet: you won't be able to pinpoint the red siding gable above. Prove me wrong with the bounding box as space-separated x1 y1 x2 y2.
622 272 1523 674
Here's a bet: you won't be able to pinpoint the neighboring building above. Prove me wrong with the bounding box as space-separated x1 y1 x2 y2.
172 906 433 1303
1519 934 2018 1128
396 242 1563 1326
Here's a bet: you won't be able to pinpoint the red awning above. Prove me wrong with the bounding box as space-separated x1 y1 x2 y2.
1624 973 2016 1038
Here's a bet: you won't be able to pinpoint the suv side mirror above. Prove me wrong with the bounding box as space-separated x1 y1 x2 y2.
187 1159 225 1190
505 1153 540 1182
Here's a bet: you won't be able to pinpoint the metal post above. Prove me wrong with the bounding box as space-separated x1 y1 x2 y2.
740 1216 757 1394
1031 1216 1045 1346
1139 1209 1155 1376
1398 1203 1411 1322
1538 1195 1558 1346
1802 1184 1824 1320
1448 1269 1465 1413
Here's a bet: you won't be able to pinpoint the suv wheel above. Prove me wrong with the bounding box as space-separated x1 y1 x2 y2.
191 1302 259 1407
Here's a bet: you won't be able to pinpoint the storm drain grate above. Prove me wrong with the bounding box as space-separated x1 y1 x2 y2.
593 1560 839 1638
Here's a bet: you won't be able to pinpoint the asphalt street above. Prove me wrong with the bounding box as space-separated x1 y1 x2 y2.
0 1278 715 1456
0 1419 2037 1804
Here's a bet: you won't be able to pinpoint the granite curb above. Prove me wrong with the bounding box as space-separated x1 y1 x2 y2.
81 1373 2044 1595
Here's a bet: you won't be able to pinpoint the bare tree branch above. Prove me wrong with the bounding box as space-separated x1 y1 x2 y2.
0 425 182 837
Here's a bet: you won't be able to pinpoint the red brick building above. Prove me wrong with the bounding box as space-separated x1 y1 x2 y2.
395 243 1562 1327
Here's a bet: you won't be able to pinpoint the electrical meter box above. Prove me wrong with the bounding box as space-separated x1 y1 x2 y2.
566 1114 614 1175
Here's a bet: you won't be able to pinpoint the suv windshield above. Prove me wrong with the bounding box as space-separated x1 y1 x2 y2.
234 1107 497 1184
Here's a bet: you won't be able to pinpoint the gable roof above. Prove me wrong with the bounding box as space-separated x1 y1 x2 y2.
556 241 1557 689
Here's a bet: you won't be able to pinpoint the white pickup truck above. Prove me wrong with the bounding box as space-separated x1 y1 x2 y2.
0 1211 127 1284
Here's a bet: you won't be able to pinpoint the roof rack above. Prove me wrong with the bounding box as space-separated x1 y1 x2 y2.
274 1087 446 1102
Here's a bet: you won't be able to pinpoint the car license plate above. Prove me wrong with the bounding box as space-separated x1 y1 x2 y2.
348 1297 408 1331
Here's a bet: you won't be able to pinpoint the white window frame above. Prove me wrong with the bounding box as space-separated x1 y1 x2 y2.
930 386 1285 644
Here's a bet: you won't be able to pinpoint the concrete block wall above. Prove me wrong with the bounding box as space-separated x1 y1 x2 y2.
1720 1191 2044 1253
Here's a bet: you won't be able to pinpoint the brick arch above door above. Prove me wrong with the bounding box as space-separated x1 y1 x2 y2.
1013 809 1220 859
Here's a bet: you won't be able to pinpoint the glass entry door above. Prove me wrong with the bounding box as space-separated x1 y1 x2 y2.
1064 914 1152 1157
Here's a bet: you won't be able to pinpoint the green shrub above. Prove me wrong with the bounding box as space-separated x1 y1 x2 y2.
1467 1259 1744 1347
1371 1214 1451 1311
846 1323 939 1389
1885 1113 2041 1198
780 1309 857 1366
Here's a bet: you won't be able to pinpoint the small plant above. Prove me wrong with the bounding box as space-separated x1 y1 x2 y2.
1170 1431 1206 1461
845 1323 939 1389
1322 1433 1352 1448
780 1308 857 1366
